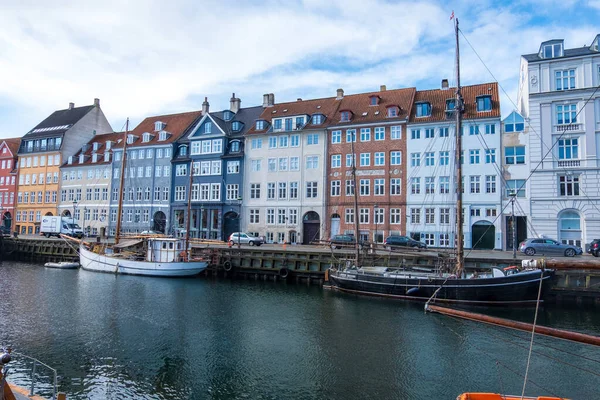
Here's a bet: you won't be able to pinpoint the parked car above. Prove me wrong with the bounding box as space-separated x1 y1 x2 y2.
330 234 366 249
228 232 265 246
519 238 582 257
384 235 427 249
588 239 600 257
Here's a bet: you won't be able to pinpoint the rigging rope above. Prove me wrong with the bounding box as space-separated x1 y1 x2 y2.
520 269 545 398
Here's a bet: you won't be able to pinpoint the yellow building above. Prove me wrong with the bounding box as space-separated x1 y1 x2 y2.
16 99 112 235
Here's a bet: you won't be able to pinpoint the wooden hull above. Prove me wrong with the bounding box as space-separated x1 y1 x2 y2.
79 244 207 277
457 394 568 400
327 269 555 306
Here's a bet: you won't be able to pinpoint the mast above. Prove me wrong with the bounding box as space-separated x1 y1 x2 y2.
454 18 465 277
115 118 129 245
350 137 360 265
185 158 193 259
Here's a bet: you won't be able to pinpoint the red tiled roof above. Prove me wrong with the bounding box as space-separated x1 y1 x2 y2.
128 110 202 145
409 82 500 123
62 131 124 167
0 138 21 157
331 87 416 126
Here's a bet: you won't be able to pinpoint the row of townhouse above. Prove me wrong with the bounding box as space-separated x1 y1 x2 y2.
5 34 598 249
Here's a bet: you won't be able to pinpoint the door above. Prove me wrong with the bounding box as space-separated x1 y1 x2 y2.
223 211 239 242
153 211 167 233
471 221 495 250
302 211 320 245
330 214 340 238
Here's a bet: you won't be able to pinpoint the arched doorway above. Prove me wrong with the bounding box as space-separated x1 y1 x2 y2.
62 210 72 218
153 211 167 233
223 211 239 242
302 211 320 245
289 230 297 244
330 213 341 238
471 220 495 249
559 210 582 247
45 212 53 216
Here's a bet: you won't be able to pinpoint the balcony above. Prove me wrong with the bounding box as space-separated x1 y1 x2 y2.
557 159 580 167
554 123 583 132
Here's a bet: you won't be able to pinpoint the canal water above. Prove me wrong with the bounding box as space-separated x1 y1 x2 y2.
0 261 599 400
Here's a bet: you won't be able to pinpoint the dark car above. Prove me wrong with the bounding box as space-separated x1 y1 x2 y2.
588 239 600 257
384 235 427 249
330 234 365 249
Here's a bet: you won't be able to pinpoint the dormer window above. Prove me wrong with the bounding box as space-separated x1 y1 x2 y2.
143 132 152 143
445 99 456 118
154 121 165 131
386 106 399 117
159 131 168 141
273 119 282 130
104 152 111 162
204 122 212 134
92 153 98 163
106 141 112 150
369 96 380 106
256 120 265 130
312 114 323 124
543 43 563 58
179 145 188 156
126 134 135 144
476 96 492 112
223 111 233 121
340 111 351 122
416 102 431 117
230 141 240 153
232 121 241 132
92 142 99 151
79 154 85 164
68 156 73 165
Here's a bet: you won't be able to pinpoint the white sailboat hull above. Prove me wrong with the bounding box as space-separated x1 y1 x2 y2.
79 244 207 277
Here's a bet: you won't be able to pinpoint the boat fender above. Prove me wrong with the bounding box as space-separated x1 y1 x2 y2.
279 267 289 279
223 260 233 272
406 287 420 295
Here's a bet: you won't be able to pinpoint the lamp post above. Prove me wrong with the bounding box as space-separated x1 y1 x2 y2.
374 204 378 244
510 191 517 259
237 196 242 249
72 200 78 237
83 207 87 238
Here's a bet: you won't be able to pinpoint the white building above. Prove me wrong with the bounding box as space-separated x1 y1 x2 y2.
518 34 600 247
406 82 503 249
243 94 338 244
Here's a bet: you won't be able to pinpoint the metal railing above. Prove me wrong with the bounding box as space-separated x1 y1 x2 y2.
10 351 58 400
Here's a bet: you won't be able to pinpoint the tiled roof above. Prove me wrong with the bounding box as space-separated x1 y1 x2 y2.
24 105 96 138
409 82 500 123
1 138 21 157
246 96 340 135
127 110 203 147
210 105 264 137
331 87 416 126
61 131 124 167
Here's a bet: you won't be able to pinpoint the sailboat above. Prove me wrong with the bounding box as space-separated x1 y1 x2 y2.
325 18 555 305
78 119 208 277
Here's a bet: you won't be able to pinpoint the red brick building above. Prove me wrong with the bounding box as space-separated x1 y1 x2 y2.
0 138 21 233
326 86 416 243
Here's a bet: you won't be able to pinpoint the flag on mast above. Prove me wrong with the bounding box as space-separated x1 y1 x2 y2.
450 10 455 20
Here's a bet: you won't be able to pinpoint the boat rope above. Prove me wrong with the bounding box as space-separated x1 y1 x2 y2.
494 361 506 400
520 269 544 398
424 276 451 311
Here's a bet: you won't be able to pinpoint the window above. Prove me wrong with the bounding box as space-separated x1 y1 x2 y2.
411 177 420 194
485 124 496 134
410 208 420 224
485 149 496 164
345 209 354 224
306 182 318 198
556 104 577 125
416 103 431 117
331 154 341 168
469 125 480 136
290 135 300 147
469 149 480 164
411 129 421 139
559 175 580 196
425 177 435 194
331 180 341 196
279 136 288 148
256 120 265 130
285 118 292 131
360 153 370 166
470 176 481 193
307 134 318 145
425 208 435 224
268 158 277 172
267 183 276 200
439 151 449 166
476 96 492 112
249 209 260 224
154 187 160 201
268 137 277 149
504 113 525 132
440 208 450 224
390 151 401 165
250 183 261 199
390 178 401 195
359 179 370 196
486 208 497 217
387 107 398 117
486 175 496 193
288 209 298 225
471 208 481 217
227 161 240 174
204 121 212 133
505 146 526 164
346 154 356 167
332 130 341 144
439 176 450 194
439 127 449 137
359 208 370 224
425 128 434 138
345 180 355 196
251 138 262 149
175 186 186 201
289 182 298 199
277 158 287 171
312 114 323 124
212 139 222 153
374 179 384 195
266 209 275 224
373 127 385 141
278 182 287 199
251 159 261 172
290 157 299 170
374 152 384 166
346 129 356 143
556 69 575 90
232 121 241 131
340 111 350 122
558 138 578 159
360 128 371 142
277 209 287 225
176 164 187 176
306 156 318 169
543 43 562 58
391 126 401 139
425 152 434 166
411 153 420 167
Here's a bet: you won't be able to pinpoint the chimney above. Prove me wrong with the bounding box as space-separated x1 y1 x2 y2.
297 98 302 101
202 97 210 115
336 88 344 100
68 102 75 110
262 94 270 108
441 79 449 90
268 93 275 107
380 85 387 92
94 98 100 107
230 93 241 113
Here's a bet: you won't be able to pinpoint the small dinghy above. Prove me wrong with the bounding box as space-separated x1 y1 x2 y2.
44 261 80 269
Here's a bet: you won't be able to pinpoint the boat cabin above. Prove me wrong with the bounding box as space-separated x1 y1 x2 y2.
147 238 186 262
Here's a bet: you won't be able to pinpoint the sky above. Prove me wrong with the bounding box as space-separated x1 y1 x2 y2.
0 0 599 138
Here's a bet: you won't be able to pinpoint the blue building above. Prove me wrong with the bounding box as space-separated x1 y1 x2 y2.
171 94 262 240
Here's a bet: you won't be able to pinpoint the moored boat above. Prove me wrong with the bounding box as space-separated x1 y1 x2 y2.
457 394 569 400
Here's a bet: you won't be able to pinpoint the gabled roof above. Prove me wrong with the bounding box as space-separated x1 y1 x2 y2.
246 97 340 135
409 82 500 123
522 34 600 62
331 87 416 126
0 138 21 157
127 110 203 147
24 105 96 138
61 131 124 168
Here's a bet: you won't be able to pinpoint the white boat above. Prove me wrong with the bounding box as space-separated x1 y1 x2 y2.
44 261 80 269
79 237 207 277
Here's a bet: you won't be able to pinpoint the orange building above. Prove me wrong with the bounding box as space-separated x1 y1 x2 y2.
16 99 112 235
0 138 20 233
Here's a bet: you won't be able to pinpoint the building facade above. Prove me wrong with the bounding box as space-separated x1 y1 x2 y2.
0 138 20 233
16 99 112 235
171 95 263 241
59 132 121 237
244 93 337 244
518 34 600 247
406 82 502 249
108 111 201 236
326 86 415 243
